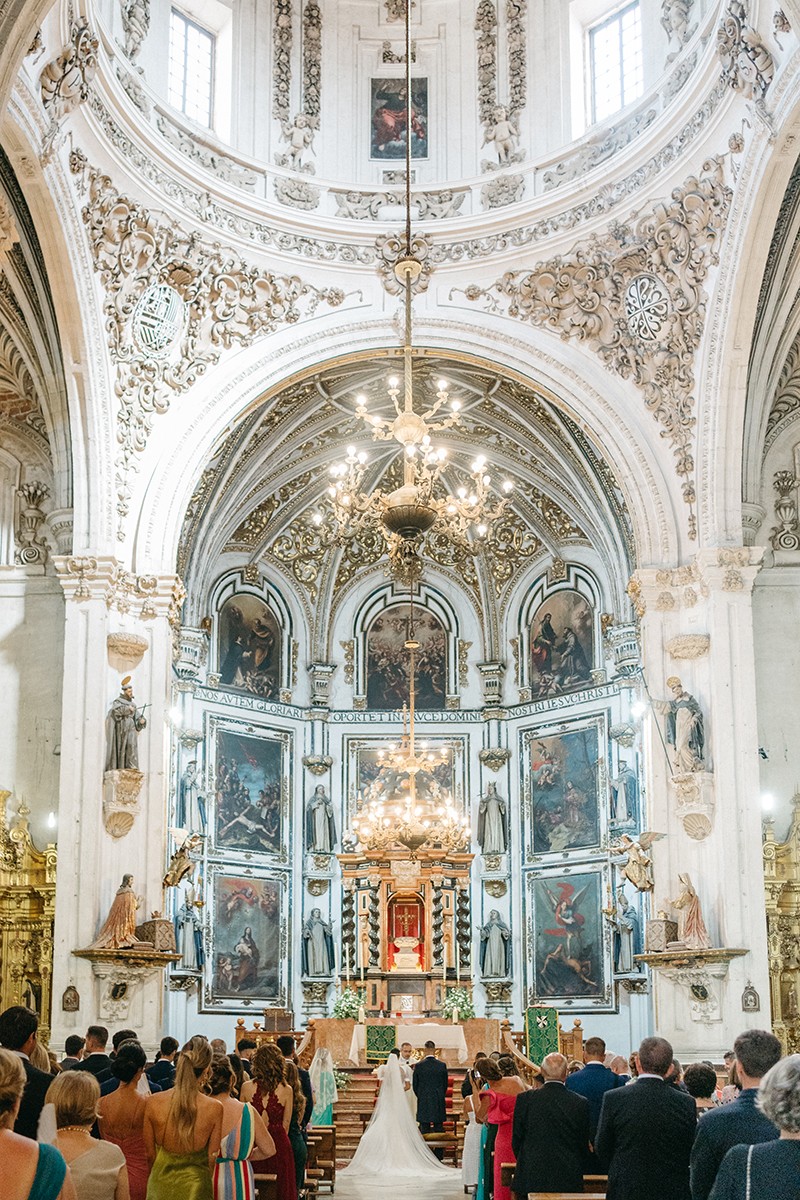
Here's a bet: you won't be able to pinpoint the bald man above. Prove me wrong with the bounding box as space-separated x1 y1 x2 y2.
511 1052 591 1197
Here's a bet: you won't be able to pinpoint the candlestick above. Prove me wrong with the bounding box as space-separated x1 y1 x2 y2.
345 944 351 985
357 1005 366 1024
452 1007 459 1024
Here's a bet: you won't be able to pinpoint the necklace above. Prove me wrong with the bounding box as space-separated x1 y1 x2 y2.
59 1126 93 1135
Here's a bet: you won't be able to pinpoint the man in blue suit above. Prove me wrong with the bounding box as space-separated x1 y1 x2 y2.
566 1036 627 1142
689 1028 781 1200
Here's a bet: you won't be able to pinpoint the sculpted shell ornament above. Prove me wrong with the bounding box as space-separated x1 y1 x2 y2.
461 158 732 539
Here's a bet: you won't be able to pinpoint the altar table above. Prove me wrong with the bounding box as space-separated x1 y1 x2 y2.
347 1021 469 1065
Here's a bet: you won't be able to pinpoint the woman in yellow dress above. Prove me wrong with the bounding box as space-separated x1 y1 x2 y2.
143 1037 223 1200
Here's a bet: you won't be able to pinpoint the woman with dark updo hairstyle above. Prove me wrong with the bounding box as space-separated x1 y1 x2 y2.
207 1056 275 1200
99 1042 150 1200
240 1044 296 1200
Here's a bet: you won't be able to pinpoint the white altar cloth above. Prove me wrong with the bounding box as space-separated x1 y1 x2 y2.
347 1022 468 1064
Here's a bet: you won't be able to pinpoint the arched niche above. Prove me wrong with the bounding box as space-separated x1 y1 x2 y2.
208 570 296 699
352 581 460 708
516 565 604 699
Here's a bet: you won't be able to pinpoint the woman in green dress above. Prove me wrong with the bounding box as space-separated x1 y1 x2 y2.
144 1036 223 1200
308 1049 337 1126
283 1063 308 1197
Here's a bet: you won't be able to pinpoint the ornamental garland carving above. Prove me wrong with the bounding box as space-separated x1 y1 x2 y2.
542 108 657 192
463 158 732 538
475 0 498 123
70 161 342 540
506 0 527 117
717 2 775 101
302 0 322 125
273 0 293 125
155 116 259 191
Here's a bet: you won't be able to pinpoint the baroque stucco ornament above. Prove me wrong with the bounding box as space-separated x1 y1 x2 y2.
717 2 775 101
70 161 343 540
462 158 732 538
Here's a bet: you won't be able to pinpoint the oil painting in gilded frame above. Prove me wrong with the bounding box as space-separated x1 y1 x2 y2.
205 869 287 1010
524 717 605 858
526 867 612 1010
347 737 465 821
218 593 281 699
529 590 594 699
366 603 446 710
208 718 290 862
370 77 428 160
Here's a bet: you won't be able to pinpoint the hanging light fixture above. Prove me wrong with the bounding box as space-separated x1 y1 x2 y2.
350 588 471 856
315 2 513 584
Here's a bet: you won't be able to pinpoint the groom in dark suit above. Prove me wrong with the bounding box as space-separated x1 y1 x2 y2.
413 1040 449 1159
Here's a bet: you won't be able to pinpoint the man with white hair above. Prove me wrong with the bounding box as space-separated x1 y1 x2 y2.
511 1051 591 1197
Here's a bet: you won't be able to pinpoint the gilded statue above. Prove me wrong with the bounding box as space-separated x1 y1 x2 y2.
89 874 148 950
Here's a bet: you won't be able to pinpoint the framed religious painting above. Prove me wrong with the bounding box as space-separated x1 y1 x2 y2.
365 602 446 710
524 866 613 1012
217 593 281 699
370 77 429 160
207 716 291 863
522 715 607 861
528 589 595 699
345 736 466 824
203 868 288 1012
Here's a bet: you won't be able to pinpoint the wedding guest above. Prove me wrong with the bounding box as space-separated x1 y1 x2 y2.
143 1036 223 1199
211 1041 228 1057
684 1064 719 1115
68 1028 112 1084
497 1056 528 1091
283 1062 308 1193
462 1053 488 1100
0 1048 75 1200
308 1049 337 1125
511 1053 590 1197
111 1034 138 1061
709 1054 800 1200
145 1041 178 1092
237 1041 257 1079
566 1037 625 1141
0 1005 53 1139
227 1055 245 1100
31 1041 57 1075
48 1071 129 1200
62 1038 86 1071
276 1037 313 1137
208 1055 275 1200
473 1054 525 1200
98 1042 150 1200
241 1043 296 1200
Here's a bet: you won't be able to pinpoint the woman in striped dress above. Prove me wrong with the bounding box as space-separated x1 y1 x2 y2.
209 1057 275 1200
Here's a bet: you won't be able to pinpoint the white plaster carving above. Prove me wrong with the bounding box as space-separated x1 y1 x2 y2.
480 173 524 209
39 19 98 117
0 194 19 253
666 634 710 659
102 768 145 838
661 0 697 60
542 109 657 191
670 770 715 839
302 1 321 126
273 0 292 126
121 0 149 61
717 2 775 102
89 959 160 1020
15 481 49 565
107 632 149 669
155 117 259 191
475 0 498 124
274 176 320 210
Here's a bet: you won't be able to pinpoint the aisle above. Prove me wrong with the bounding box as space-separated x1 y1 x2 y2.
335 1176 465 1200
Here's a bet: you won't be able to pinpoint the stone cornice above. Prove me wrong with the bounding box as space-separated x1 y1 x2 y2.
629 546 765 612
53 554 185 620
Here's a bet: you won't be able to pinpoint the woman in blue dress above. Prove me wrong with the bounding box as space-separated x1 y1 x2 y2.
0 1048 75 1200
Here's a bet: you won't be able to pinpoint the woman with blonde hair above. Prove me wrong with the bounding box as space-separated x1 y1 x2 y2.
283 1061 307 1195
0 1048 75 1200
240 1043 296 1200
143 1036 223 1200
47 1071 129 1200
207 1055 275 1200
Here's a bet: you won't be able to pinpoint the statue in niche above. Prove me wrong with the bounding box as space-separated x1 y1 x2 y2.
302 908 335 976
611 892 640 974
479 909 511 978
612 831 664 892
670 873 711 949
89 874 149 950
175 884 204 972
176 761 207 833
477 782 507 854
653 677 705 773
105 677 147 772
610 760 639 824
482 105 519 164
306 784 337 853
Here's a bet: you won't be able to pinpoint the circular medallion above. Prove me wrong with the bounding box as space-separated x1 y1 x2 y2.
624 273 671 342
132 283 186 358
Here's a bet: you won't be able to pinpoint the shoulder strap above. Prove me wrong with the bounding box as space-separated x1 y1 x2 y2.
746 1143 754 1200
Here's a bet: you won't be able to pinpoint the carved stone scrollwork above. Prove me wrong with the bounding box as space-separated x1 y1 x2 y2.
15 482 50 565
457 640 472 690
39 19 98 117
619 975 649 994
302 980 330 1013
102 769 145 839
376 230 433 296
669 770 715 840
274 177 320 210
479 747 510 772
542 109 657 191
107 632 149 670
480 173 524 209
717 2 775 102
156 117 259 190
771 471 800 551
484 980 512 1010
121 0 150 61
86 958 163 1020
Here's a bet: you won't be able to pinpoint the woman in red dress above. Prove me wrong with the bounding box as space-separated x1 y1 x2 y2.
240 1044 296 1200
474 1057 527 1200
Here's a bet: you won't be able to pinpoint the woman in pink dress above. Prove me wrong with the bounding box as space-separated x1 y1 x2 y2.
99 1042 151 1200
474 1058 527 1200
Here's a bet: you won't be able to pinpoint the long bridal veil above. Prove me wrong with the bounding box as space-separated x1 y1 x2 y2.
340 1054 456 1181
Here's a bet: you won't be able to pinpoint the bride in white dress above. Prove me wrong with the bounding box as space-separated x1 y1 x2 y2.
340 1052 458 1183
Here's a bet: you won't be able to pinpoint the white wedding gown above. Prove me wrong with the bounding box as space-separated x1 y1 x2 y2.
340 1055 458 1183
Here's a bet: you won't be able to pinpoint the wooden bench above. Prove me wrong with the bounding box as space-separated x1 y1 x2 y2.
500 1164 608 1196
254 1173 279 1200
308 1125 336 1192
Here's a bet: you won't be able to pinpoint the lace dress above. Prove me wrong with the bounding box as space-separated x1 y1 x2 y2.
249 1086 297 1200
214 1103 256 1200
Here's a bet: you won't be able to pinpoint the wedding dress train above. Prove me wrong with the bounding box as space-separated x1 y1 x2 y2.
340 1055 457 1183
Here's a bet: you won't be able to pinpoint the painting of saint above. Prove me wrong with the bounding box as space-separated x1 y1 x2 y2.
530 871 605 1002
354 742 455 812
366 604 446 710
211 874 281 1002
529 590 594 698
370 77 428 159
528 724 601 855
218 594 281 699
214 728 284 856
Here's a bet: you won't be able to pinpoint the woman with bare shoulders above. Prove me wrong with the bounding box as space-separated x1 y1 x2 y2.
240 1044 296 1200
0 1049 76 1200
99 1043 150 1200
143 1036 223 1200
208 1055 275 1200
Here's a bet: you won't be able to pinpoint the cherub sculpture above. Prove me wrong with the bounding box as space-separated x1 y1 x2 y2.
611 831 665 892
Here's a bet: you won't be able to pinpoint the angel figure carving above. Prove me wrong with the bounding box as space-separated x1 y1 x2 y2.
482 105 519 164
612 831 665 892
539 880 597 991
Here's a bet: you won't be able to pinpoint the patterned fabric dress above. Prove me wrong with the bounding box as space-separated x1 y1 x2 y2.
214 1102 256 1200
249 1085 297 1200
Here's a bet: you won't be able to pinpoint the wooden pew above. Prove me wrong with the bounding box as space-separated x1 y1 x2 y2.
308 1125 336 1192
254 1173 279 1200
500 1163 608 1197
529 1194 606 1199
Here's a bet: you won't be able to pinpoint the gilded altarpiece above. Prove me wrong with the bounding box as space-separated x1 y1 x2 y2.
0 792 57 1040
763 796 800 1052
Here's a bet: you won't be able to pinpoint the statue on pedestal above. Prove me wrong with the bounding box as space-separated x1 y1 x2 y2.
670 873 711 949
610 760 638 824
175 884 204 971
477 783 507 854
89 875 148 950
479 909 510 978
105 677 147 772
176 761 207 833
654 677 705 773
306 785 337 853
302 908 335 976
612 831 664 892
612 893 640 974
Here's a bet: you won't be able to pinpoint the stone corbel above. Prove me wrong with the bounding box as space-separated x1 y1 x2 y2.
172 626 209 690
74 947 180 1021
302 754 333 775
107 632 148 672
302 980 331 1016
605 623 641 677
666 634 710 660
479 747 511 772
477 661 505 709
669 770 714 839
308 663 336 708
102 769 144 838
635 948 747 1024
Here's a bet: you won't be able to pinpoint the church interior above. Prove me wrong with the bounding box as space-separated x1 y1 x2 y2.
4 0 800 1123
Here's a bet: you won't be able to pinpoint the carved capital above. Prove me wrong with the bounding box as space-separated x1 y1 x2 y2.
107 632 149 669
666 634 710 660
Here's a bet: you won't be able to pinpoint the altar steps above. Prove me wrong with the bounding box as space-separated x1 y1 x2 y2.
331 1067 469 1162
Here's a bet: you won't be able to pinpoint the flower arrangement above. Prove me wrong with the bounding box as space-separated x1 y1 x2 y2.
441 986 476 1020
333 1066 350 1092
331 986 366 1019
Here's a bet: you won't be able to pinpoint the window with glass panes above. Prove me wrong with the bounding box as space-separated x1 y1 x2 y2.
168 8 215 127
589 2 643 124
